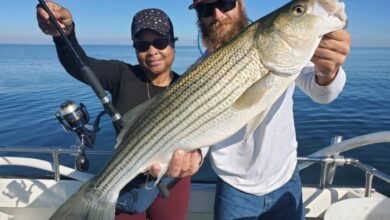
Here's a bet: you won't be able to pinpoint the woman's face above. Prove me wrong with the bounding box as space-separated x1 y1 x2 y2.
134 29 175 77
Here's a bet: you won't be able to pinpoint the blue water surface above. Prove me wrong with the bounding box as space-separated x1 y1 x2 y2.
0 44 389 196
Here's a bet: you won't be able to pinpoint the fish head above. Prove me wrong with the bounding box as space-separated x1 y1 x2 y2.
257 0 347 75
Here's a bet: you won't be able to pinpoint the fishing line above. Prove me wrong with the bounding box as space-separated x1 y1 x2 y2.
37 0 124 131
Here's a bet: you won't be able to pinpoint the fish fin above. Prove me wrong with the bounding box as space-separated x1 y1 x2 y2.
177 76 273 149
232 74 271 110
115 95 159 148
244 108 270 138
49 179 117 220
154 163 169 186
234 73 292 137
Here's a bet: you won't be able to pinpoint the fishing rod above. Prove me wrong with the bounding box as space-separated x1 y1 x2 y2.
37 0 179 199
37 0 124 131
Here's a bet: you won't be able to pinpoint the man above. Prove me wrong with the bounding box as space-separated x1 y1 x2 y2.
184 0 351 219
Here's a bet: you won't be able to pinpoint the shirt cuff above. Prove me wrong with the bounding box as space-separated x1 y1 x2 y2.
315 67 346 89
311 67 346 103
53 22 76 45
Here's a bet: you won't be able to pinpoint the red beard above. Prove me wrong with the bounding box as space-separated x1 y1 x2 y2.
198 5 248 51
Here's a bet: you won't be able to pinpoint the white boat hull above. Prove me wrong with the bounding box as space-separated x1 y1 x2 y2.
0 178 388 220
1 132 389 219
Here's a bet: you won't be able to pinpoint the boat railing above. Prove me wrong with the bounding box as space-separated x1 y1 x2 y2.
0 146 112 182
298 156 390 197
297 131 390 197
1 131 390 197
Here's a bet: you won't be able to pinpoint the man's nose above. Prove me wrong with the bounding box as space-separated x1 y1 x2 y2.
214 7 226 20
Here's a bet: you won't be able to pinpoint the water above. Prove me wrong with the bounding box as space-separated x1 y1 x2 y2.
0 44 389 196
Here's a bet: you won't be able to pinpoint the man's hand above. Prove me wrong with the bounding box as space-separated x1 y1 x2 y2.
36 1 73 36
311 29 351 85
149 149 202 178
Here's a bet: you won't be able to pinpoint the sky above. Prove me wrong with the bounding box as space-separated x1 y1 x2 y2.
0 0 389 47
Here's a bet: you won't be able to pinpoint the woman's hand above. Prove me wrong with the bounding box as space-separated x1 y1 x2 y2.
36 1 73 36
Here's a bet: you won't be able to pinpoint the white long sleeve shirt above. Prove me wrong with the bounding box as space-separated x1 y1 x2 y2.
209 62 346 196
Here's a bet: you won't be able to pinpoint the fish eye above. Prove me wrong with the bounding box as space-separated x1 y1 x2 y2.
292 5 306 16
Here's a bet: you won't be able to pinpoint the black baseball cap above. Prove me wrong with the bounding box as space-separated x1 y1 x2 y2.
188 0 216 9
131 8 175 41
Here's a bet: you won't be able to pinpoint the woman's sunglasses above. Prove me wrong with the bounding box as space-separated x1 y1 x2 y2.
195 0 237 18
133 38 170 52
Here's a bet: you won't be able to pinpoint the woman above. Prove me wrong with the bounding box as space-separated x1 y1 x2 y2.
37 3 201 220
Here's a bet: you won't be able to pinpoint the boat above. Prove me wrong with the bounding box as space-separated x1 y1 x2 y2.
1 131 389 220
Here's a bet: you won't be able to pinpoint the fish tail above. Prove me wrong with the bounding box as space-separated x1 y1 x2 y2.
49 181 116 220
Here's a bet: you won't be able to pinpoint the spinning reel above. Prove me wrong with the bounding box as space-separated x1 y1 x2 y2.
55 100 105 171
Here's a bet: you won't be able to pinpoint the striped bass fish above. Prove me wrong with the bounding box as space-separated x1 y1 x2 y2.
50 0 347 219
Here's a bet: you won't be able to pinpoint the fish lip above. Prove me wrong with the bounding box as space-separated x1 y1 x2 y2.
319 0 347 23
331 2 347 23
313 0 347 31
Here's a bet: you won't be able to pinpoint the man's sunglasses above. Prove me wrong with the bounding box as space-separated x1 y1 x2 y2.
195 0 237 18
133 38 170 52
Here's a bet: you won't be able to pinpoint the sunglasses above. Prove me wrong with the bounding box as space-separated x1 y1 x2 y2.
195 0 237 18
133 38 170 52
